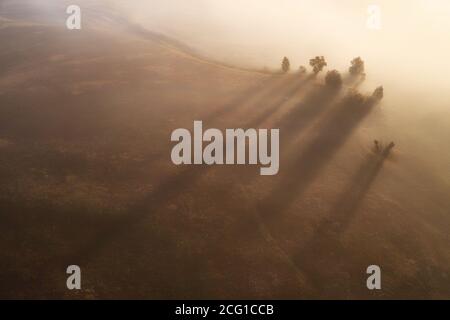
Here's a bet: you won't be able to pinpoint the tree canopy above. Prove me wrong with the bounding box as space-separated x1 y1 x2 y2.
325 70 343 88
349 57 365 76
282 57 290 73
309 56 327 74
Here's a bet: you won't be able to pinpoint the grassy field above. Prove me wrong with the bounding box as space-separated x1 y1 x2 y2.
1 3 449 299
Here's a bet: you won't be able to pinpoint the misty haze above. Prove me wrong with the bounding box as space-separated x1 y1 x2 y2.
0 0 449 299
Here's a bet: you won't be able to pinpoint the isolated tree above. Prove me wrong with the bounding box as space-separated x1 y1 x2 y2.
325 70 343 88
372 86 384 100
298 65 307 74
373 140 381 153
349 57 365 76
309 56 327 74
282 57 290 73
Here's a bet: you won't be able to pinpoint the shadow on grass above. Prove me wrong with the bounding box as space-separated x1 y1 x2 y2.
59 75 315 267
259 92 382 223
288 145 394 291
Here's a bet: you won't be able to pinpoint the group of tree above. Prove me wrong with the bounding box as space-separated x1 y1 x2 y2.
279 56 384 101
280 56 366 79
281 55 327 75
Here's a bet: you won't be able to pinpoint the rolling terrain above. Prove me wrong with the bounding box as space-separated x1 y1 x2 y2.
0 1 449 299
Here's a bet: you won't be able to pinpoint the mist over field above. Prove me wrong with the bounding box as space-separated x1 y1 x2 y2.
113 0 450 180
0 0 449 299
4 0 449 174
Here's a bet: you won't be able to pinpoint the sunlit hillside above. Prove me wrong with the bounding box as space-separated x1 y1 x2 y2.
0 0 449 299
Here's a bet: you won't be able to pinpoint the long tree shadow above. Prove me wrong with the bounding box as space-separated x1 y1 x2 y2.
289 145 394 291
59 165 205 267
259 92 382 223
206 84 371 291
213 82 352 244
267 73 368 155
343 73 365 89
27 164 212 297
244 74 315 128
327 143 395 234
25 82 377 297
236 82 346 196
125 75 285 173
206 74 293 123
55 78 375 283
276 84 344 153
204 75 285 121
59 75 311 267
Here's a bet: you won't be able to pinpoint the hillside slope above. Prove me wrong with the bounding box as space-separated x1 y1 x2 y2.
0 3 449 299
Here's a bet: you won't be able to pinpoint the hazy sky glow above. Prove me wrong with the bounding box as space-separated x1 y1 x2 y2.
10 0 450 98
1 0 448 188
106 0 450 94
107 0 450 177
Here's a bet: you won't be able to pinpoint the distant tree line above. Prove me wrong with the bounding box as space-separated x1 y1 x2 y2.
279 56 371 87
281 56 367 76
278 56 383 99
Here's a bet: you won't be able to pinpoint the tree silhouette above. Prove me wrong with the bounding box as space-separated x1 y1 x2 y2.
309 56 327 74
372 86 384 101
349 57 365 76
325 70 342 88
298 66 307 74
282 57 290 73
